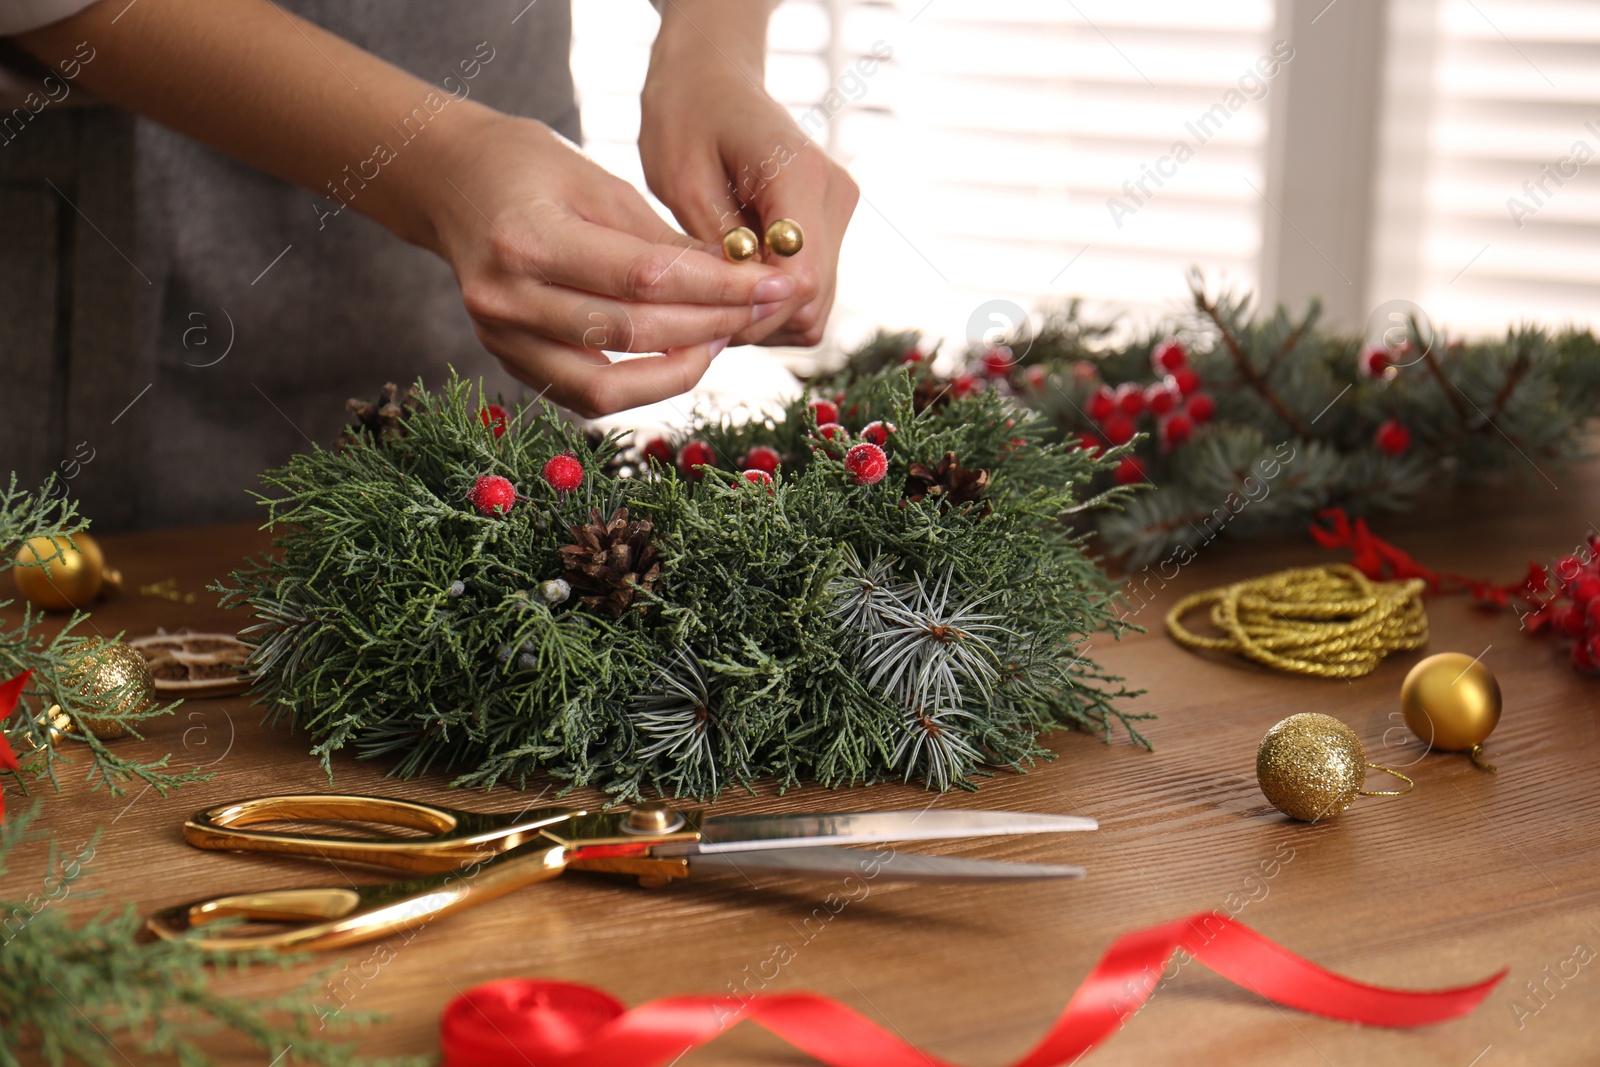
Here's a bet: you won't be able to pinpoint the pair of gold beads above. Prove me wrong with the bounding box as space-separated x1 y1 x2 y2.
722 219 804 262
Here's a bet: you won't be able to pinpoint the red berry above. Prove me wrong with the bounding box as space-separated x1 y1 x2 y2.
479 404 509 439
808 398 840 425
1114 382 1146 417
1572 576 1600 607
980 346 1015 378
1586 597 1600 629
1169 368 1202 397
1552 604 1584 637
1102 414 1136 446
816 422 847 442
1072 360 1100 383
900 348 924 366
860 421 896 447
951 374 981 399
1025 365 1048 391
742 468 774 490
1151 338 1187 373
541 452 584 492
1556 554 1585 583
742 445 782 474
1375 419 1411 456
1076 432 1105 457
844 442 888 486
1161 412 1194 447
678 439 715 479
1114 457 1146 485
642 437 675 468
469 474 516 516
1359 348 1391 379
1185 393 1216 424
1145 381 1178 416
1000 436 1027 455
1087 386 1116 422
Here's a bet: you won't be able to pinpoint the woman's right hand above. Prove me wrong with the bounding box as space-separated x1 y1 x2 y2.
421 110 797 417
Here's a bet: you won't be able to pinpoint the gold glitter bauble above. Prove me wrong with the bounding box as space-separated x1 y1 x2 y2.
54 637 158 739
764 218 804 257
1256 712 1411 822
721 226 759 262
1401 652 1501 753
12 534 105 611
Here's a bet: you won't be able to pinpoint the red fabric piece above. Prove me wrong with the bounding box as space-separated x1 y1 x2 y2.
440 910 1504 1067
0 669 32 821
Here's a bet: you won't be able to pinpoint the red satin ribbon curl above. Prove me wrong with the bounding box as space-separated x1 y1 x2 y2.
440 911 1504 1067
0 669 30 821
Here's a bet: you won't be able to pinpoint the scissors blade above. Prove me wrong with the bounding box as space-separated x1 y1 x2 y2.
662 810 1096 856
689 846 1086 883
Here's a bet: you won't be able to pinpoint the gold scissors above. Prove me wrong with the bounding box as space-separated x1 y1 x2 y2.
143 793 1096 953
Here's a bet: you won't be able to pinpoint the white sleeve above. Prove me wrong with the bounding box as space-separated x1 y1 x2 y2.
0 0 102 36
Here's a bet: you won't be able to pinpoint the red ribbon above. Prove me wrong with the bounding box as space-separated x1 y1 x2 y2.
1310 507 1531 607
439 911 1504 1067
0 669 30 821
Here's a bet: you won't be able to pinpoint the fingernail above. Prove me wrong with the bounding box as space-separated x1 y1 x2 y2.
752 276 796 303
753 301 785 322
710 336 732 357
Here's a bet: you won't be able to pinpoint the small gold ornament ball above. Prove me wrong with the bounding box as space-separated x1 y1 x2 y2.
721 226 760 262
1256 713 1368 822
764 218 805 257
1401 652 1502 752
12 534 105 611
55 637 158 739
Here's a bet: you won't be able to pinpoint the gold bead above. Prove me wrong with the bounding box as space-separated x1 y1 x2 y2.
1400 652 1501 752
764 218 804 257
1256 713 1368 822
721 227 759 262
12 533 105 612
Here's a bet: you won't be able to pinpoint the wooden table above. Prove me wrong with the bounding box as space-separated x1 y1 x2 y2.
7 468 1600 1066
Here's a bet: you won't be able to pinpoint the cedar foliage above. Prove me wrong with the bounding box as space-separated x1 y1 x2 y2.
225 369 1148 799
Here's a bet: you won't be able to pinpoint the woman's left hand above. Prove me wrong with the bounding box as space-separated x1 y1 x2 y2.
640 0 858 348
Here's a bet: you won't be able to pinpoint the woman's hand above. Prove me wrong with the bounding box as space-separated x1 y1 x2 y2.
424 110 797 417
640 0 858 347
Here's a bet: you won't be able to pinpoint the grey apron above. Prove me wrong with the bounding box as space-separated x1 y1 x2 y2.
134 1 577 527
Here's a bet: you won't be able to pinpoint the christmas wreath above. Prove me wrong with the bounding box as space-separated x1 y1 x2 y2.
226 370 1148 799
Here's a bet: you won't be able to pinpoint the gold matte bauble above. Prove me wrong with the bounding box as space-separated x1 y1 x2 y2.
1257 713 1370 822
12 534 106 611
721 226 759 262
53 637 158 739
1400 652 1502 753
764 218 805 257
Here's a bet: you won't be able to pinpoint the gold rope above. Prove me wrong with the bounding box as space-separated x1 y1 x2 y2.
1165 564 1428 678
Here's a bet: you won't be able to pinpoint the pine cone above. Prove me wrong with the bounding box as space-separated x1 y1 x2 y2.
904 451 992 518
559 507 662 616
341 382 418 448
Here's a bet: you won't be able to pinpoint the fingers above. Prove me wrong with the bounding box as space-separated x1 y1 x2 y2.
494 209 792 308
462 271 785 353
733 152 858 347
484 326 728 419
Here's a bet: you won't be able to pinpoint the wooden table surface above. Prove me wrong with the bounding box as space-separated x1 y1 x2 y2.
6 467 1600 1066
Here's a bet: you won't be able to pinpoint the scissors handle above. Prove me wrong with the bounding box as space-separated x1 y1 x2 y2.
143 836 574 952
184 794 581 874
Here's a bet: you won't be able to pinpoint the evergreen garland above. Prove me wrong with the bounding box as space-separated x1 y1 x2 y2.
824 274 1600 569
225 368 1148 799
